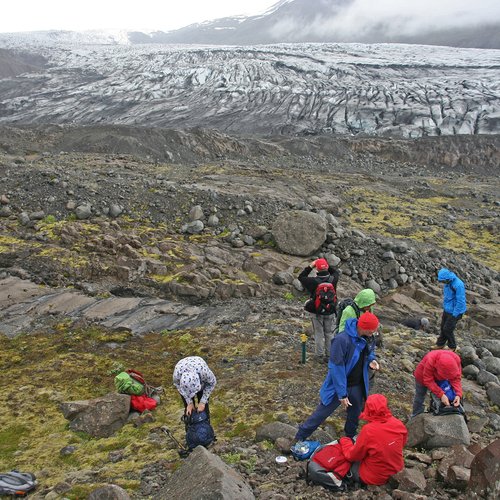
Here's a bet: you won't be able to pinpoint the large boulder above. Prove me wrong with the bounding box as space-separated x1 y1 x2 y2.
60 393 131 438
468 439 500 499
87 485 131 499
407 414 470 449
157 446 254 500
272 210 327 256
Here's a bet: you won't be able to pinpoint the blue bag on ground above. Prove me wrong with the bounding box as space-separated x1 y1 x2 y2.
290 440 321 461
184 410 215 450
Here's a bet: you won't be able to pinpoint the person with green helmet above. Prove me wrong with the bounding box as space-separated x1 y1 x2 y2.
337 289 377 333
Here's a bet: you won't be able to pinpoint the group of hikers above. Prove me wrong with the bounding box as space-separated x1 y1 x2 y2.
170 259 467 489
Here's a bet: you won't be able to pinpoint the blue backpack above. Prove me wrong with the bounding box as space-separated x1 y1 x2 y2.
430 380 465 417
184 410 215 450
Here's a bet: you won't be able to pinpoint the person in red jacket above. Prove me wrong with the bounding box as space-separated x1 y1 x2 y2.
344 393 407 486
410 349 462 418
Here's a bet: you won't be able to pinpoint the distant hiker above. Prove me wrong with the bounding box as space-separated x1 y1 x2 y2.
344 394 407 486
400 317 430 331
298 258 340 361
410 349 462 418
436 268 466 351
337 289 377 333
173 356 216 417
294 312 380 442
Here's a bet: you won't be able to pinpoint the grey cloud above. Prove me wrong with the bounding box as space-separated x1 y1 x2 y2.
268 0 500 41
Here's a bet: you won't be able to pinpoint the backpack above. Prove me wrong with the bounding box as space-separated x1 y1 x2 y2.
114 371 145 396
183 410 215 450
305 277 337 315
306 441 349 492
0 471 37 496
429 380 465 417
290 441 321 461
335 298 361 328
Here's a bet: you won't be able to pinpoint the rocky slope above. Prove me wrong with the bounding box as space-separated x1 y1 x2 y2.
0 125 499 499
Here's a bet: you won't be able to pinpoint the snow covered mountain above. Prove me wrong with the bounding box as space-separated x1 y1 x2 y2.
131 0 500 49
0 33 499 137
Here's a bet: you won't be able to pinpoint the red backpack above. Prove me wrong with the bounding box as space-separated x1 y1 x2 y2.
314 281 337 315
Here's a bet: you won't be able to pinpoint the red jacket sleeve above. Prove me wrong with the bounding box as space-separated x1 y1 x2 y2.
422 359 444 397
450 374 463 397
344 427 370 463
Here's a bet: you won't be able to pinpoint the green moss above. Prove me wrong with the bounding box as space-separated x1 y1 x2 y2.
0 425 29 463
244 272 262 283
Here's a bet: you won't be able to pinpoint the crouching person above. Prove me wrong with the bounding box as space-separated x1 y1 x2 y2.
344 394 407 486
410 349 462 418
173 356 216 418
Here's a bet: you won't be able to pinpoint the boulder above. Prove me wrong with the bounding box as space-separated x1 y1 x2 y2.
88 485 131 499
60 393 131 438
486 383 500 406
447 466 470 490
392 468 426 492
478 339 500 357
157 446 254 500
407 413 470 449
483 356 500 376
272 210 327 256
255 421 297 442
468 439 500 499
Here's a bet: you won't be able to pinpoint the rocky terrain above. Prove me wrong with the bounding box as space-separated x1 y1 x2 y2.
0 35 499 137
0 124 499 499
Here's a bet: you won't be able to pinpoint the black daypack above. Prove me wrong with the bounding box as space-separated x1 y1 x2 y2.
335 298 361 328
429 393 465 417
0 471 37 496
183 410 215 450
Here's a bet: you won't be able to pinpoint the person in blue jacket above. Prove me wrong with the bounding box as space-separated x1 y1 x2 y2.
435 268 466 351
294 312 380 442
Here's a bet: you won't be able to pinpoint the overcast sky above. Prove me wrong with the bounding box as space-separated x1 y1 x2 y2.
1 0 278 33
3 0 499 34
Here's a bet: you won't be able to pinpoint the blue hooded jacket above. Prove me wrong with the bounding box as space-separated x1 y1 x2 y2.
319 318 376 406
437 268 466 316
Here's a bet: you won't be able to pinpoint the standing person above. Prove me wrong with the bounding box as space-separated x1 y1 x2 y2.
298 258 340 361
436 268 466 351
337 289 376 333
173 356 216 417
294 312 380 442
410 349 462 418
344 394 408 486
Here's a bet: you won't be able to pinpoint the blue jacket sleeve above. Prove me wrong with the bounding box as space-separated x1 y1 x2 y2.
330 338 348 398
453 280 467 316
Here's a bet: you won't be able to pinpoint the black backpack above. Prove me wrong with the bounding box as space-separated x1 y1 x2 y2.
0 471 37 496
335 298 361 328
429 393 465 417
183 410 216 450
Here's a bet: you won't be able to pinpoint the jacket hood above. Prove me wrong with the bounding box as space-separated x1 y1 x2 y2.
438 268 457 282
435 352 461 380
354 289 377 309
359 394 392 422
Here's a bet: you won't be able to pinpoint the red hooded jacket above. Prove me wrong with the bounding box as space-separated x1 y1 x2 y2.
414 350 462 398
344 394 407 485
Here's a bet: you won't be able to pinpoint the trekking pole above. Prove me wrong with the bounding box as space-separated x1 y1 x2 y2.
160 426 190 457
301 333 307 364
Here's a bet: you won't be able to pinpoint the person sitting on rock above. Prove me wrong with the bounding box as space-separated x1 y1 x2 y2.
173 356 216 417
294 312 380 443
344 393 408 486
298 258 340 361
338 289 376 333
400 316 430 331
410 349 462 418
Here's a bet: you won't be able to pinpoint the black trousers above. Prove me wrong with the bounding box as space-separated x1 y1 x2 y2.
437 312 462 349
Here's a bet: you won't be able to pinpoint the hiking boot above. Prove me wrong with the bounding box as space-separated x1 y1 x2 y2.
431 345 445 350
